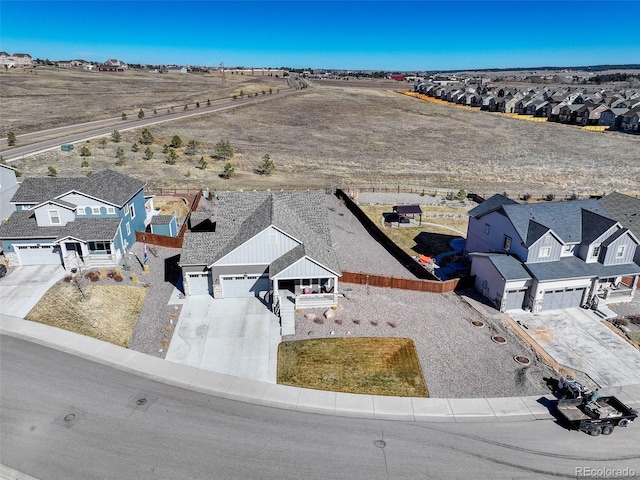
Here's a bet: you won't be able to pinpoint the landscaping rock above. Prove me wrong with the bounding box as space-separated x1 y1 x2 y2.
324 309 334 320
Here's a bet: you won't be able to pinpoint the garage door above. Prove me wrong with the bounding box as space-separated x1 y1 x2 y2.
221 275 270 298
16 244 62 265
542 288 586 311
187 273 210 296
505 289 527 311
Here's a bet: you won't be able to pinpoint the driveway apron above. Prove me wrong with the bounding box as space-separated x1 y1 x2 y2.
511 308 640 387
165 296 281 383
0 265 66 318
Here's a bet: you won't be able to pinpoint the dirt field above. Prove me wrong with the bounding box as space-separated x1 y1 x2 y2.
5 68 639 195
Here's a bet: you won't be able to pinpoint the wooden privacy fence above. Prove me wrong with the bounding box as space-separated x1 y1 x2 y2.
335 188 439 281
135 189 203 248
341 271 459 293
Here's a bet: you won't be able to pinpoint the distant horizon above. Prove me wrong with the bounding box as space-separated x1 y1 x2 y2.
2 1 639 71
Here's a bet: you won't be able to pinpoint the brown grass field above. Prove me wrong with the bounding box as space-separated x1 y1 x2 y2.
3 67 639 195
26 284 147 347
278 337 428 397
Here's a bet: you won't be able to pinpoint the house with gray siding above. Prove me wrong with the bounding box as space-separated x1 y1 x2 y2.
599 192 640 265
466 194 640 313
0 169 151 270
0 163 19 222
179 191 342 335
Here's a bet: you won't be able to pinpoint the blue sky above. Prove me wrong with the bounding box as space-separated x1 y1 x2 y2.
1 1 639 71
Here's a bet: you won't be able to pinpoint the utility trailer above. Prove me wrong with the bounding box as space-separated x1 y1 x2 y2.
556 395 637 436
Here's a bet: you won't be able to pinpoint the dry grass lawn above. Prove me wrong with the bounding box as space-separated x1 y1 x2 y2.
26 284 147 347
278 337 428 397
359 204 470 256
5 68 639 196
154 198 189 220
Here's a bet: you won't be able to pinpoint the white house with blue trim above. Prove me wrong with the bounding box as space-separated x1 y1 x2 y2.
0 169 150 270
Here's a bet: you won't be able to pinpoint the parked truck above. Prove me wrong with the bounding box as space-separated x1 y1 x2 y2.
555 377 638 436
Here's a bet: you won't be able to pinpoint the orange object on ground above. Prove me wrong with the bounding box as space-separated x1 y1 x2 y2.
418 254 432 264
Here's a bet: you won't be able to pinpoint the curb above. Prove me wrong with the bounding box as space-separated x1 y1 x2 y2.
2 314 639 422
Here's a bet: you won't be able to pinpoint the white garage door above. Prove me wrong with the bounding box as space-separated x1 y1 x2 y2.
187 273 210 296
505 289 527 311
16 244 62 266
542 288 586 311
221 275 270 298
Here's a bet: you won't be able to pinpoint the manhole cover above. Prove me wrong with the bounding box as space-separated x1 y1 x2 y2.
492 335 506 344
137 398 147 406
374 440 386 449
471 320 484 327
514 355 531 365
64 414 76 422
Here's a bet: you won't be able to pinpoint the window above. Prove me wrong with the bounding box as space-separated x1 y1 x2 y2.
91 206 101 215
592 246 600 258
129 204 135 219
88 241 111 254
540 247 551 258
126 223 131 235
77 206 86 215
616 245 626 258
564 245 572 253
106 206 116 215
503 235 512 251
48 210 60 224
484 223 490 235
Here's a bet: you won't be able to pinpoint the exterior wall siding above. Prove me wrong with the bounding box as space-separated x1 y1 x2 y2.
470 256 506 305
467 212 526 261
33 204 76 226
602 233 638 265
273 257 336 279
58 193 118 216
583 224 620 263
120 191 147 249
526 232 562 263
214 226 299 266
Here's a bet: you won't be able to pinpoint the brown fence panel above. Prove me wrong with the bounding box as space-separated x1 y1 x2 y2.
135 231 183 248
341 271 459 293
178 189 203 237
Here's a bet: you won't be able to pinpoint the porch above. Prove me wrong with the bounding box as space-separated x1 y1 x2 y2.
595 275 638 305
60 239 121 271
272 277 339 311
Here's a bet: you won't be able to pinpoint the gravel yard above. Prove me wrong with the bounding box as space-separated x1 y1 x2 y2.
283 284 555 398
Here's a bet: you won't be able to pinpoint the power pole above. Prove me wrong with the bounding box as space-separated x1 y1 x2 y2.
220 62 226 85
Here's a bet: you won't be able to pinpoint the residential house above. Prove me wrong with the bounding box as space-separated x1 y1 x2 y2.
0 170 152 270
598 107 628 129
98 58 128 72
12 53 32 67
0 163 19 222
599 193 640 265
167 66 187 74
621 106 640 132
179 191 342 335
466 195 639 313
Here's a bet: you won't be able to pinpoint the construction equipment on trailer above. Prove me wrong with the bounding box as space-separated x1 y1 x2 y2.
555 377 638 436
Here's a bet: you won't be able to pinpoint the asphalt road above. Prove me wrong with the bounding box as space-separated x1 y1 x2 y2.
0 89 300 161
2 336 639 480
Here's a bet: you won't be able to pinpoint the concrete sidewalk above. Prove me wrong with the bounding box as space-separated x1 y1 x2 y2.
2 314 639 422
511 308 640 387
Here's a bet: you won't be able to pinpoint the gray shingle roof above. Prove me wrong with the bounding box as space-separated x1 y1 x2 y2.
0 210 121 242
10 169 145 207
525 256 640 282
468 194 518 218
472 253 531 281
501 199 611 245
599 192 640 240
150 215 174 225
180 191 341 274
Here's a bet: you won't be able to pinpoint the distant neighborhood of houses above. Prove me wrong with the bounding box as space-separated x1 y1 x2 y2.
0 52 33 68
414 80 640 133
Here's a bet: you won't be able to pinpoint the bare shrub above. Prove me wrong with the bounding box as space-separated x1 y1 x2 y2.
113 274 124 282
84 271 100 282
628 315 640 325
370 320 378 326
353 319 361 325
313 318 325 325
387 321 397 328
615 317 629 327
335 319 343 325
63 275 73 283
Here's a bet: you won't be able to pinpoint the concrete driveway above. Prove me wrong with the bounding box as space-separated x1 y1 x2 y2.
165 296 281 383
0 265 66 318
511 308 640 387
